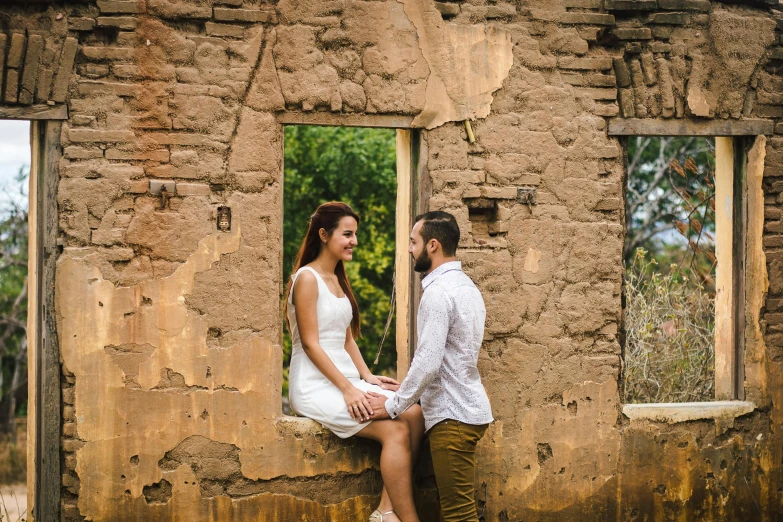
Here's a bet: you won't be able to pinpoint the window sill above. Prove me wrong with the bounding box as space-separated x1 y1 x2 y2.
622 401 755 426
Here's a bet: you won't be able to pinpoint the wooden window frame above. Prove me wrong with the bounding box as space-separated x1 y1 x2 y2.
609 118 771 403
0 104 66 522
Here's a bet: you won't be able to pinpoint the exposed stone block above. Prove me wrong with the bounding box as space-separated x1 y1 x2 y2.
613 57 631 87
580 87 617 101
68 17 96 31
564 0 603 6
147 0 212 19
97 0 145 13
70 115 96 126
619 88 635 117
612 28 652 40
486 4 517 19
78 81 141 97
96 17 138 30
434 2 460 18
19 34 44 105
82 47 135 61
175 183 212 196
52 37 79 103
593 103 620 117
651 25 673 39
640 52 656 85
558 56 613 71
656 58 675 117
593 198 621 210
657 0 710 10
106 148 170 161
64 146 104 160
35 67 53 102
649 42 672 53
68 128 136 143
648 12 690 24
562 73 617 87
577 27 602 41
7 33 26 69
606 0 658 9
623 44 643 56
205 22 245 38
3 69 19 104
213 8 278 23
561 13 615 25
126 179 149 193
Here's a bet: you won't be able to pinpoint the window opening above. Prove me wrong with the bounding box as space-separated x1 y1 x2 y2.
281 125 402 414
623 136 729 404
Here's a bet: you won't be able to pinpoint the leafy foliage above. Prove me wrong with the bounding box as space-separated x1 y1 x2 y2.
0 167 29 433
625 136 716 287
282 126 398 397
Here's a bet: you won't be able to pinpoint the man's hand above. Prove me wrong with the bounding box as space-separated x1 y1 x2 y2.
364 374 401 392
366 392 391 420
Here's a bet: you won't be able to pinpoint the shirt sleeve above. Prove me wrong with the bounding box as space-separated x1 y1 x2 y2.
385 285 451 418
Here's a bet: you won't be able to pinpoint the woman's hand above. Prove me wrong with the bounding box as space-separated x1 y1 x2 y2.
365 374 400 392
343 386 373 422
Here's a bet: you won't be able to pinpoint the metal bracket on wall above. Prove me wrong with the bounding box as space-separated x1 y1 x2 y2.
517 187 536 207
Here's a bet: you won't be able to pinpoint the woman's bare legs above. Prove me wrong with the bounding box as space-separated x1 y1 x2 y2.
356 417 420 522
375 405 426 519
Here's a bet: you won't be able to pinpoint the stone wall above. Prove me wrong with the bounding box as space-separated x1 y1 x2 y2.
2 0 783 519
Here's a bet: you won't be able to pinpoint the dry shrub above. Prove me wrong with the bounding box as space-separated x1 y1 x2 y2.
0 419 26 486
624 249 715 403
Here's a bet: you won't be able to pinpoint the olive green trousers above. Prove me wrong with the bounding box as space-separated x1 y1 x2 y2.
428 420 489 522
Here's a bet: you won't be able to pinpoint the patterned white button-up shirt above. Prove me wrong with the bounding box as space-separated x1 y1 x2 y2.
385 261 493 432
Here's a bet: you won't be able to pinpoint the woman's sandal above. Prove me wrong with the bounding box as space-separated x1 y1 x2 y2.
368 509 395 522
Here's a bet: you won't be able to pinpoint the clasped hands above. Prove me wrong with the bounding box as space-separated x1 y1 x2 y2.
343 375 400 422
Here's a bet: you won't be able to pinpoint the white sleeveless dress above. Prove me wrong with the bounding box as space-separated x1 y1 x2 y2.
287 266 396 438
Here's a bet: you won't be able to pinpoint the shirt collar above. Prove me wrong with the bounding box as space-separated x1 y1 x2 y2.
421 261 462 290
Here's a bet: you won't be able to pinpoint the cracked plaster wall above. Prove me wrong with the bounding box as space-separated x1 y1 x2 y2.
3 0 783 520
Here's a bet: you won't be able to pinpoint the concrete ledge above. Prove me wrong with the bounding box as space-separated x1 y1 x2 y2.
623 401 755 424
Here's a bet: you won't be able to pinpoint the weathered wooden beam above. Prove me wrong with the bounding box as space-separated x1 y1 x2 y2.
607 118 774 136
30 120 62 522
276 111 414 129
395 129 412 380
715 137 735 401
0 104 68 120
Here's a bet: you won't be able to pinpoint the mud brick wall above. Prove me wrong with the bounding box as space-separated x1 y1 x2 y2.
2 0 783 520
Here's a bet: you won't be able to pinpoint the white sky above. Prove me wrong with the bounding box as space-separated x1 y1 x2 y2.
0 120 30 208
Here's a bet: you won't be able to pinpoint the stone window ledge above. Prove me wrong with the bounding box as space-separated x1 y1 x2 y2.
623 401 755 428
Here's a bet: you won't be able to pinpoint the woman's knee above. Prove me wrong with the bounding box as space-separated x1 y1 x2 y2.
383 419 410 446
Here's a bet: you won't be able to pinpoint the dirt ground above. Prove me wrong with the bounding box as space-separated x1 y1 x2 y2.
0 483 26 521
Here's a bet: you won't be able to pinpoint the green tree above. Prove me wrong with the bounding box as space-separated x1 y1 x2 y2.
0 166 29 437
625 136 716 285
282 126 398 399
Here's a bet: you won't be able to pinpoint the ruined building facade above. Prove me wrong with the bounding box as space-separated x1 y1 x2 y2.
2 0 783 519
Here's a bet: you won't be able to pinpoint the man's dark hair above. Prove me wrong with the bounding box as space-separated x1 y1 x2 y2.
414 211 460 257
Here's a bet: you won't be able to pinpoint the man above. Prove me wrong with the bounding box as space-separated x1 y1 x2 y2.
368 210 493 522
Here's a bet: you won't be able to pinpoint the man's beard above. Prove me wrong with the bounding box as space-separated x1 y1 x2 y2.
413 248 432 273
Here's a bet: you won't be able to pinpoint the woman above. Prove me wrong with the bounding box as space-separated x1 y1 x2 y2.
286 202 425 522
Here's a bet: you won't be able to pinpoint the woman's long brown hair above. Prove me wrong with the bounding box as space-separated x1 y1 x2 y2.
285 202 361 338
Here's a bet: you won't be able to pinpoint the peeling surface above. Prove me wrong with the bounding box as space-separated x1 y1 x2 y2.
398 0 513 129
